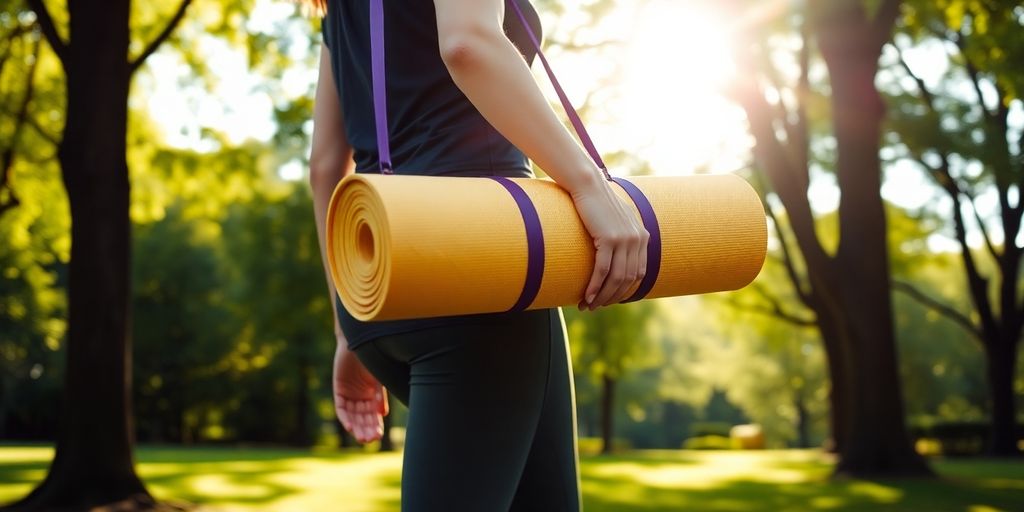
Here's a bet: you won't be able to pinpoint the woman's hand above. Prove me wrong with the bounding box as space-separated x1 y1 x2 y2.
333 342 389 444
569 171 649 310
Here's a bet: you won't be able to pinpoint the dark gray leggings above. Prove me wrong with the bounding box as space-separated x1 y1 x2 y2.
352 307 582 511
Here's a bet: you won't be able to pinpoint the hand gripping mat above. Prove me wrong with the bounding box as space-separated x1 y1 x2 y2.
326 173 767 321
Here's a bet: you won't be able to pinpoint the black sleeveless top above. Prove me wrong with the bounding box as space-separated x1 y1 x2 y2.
320 0 544 349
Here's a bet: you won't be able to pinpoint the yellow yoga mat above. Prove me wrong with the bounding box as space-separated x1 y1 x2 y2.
326 173 767 322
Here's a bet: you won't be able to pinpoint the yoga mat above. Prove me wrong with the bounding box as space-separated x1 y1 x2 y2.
326 173 767 321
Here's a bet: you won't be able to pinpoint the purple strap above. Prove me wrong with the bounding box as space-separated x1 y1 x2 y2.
367 0 662 305
369 0 392 173
487 176 545 312
368 0 606 176
611 177 662 303
503 0 609 178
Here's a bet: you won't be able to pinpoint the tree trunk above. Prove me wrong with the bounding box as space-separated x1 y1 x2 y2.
985 339 1020 456
600 373 615 455
2 2 154 509
335 419 354 449
293 353 312 447
379 398 394 452
823 27 929 476
794 392 810 449
816 310 847 453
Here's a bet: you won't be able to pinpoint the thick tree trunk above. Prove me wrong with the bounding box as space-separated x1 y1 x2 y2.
823 30 929 476
986 339 1020 456
3 2 154 510
734 0 931 478
600 373 615 455
816 310 847 453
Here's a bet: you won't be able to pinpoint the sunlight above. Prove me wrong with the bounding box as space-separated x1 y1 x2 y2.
615 0 749 175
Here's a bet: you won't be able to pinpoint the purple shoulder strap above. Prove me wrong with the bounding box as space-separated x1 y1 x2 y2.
368 0 607 177
365 0 662 305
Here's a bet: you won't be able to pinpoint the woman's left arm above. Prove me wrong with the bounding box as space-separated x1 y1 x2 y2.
310 42 389 443
310 42 354 340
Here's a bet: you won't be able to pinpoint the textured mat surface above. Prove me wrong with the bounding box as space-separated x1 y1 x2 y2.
327 174 767 321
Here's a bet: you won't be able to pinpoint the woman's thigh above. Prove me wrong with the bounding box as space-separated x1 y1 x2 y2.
355 308 559 511
509 307 581 511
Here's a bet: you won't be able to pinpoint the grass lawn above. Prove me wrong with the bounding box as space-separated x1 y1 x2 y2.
1 445 1022 511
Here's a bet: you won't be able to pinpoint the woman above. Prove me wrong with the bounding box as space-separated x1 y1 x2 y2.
307 0 648 509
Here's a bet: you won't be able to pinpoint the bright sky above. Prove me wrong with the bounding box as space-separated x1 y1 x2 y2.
136 0 1023 252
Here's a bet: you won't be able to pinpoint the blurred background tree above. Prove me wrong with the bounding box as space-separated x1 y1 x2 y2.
884 0 1023 456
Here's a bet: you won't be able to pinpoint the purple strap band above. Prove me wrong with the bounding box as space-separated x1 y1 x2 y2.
367 0 662 306
369 0 392 173
487 176 545 312
610 177 662 303
503 0 609 178
368 0 605 177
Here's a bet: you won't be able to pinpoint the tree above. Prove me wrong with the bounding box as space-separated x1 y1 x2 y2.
220 185 336 447
885 0 1023 456
5 0 193 508
728 0 931 475
565 300 660 454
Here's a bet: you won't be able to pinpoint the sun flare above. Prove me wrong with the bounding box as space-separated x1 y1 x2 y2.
614 0 749 175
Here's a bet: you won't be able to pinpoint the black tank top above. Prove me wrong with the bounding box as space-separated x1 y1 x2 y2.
320 0 544 349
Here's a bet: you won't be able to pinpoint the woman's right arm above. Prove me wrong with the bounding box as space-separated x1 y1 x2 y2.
433 0 649 309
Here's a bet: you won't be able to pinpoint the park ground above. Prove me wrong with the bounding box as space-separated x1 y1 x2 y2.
1 446 1023 511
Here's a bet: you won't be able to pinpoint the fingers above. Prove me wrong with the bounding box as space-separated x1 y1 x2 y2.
336 397 384 444
637 228 649 288
583 205 648 310
589 243 628 309
614 238 641 303
583 241 613 308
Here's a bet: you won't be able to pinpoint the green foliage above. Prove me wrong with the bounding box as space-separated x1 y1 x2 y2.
683 435 737 450
132 204 236 443
690 421 734 438
909 420 1024 456
578 436 631 456
218 184 335 445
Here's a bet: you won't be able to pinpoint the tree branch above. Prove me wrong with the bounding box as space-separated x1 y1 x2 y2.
731 70 829 270
951 31 994 123
871 0 902 51
129 0 193 76
914 153 998 341
24 0 67 65
0 24 30 78
794 18 810 172
727 282 817 327
892 279 981 340
759 177 813 306
961 186 1001 264
0 34 40 220
894 44 935 111
0 103 59 146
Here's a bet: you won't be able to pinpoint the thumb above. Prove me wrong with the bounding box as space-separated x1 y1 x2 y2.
378 386 390 416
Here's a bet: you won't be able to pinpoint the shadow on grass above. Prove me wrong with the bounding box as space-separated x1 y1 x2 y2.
4 446 1023 511
580 451 1024 512
0 445 402 510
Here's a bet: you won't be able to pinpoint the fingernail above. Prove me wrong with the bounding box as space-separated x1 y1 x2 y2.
586 293 595 303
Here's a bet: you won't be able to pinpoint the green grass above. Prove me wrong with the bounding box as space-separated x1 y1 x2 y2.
2 445 1022 511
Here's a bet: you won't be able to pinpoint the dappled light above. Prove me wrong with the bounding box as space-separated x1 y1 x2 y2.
4 447 1023 511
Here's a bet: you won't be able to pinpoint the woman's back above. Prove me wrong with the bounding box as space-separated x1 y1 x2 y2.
320 0 543 175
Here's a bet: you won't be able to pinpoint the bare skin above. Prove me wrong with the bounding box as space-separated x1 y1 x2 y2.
310 0 648 443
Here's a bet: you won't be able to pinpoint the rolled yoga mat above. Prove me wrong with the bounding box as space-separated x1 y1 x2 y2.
326 173 767 322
